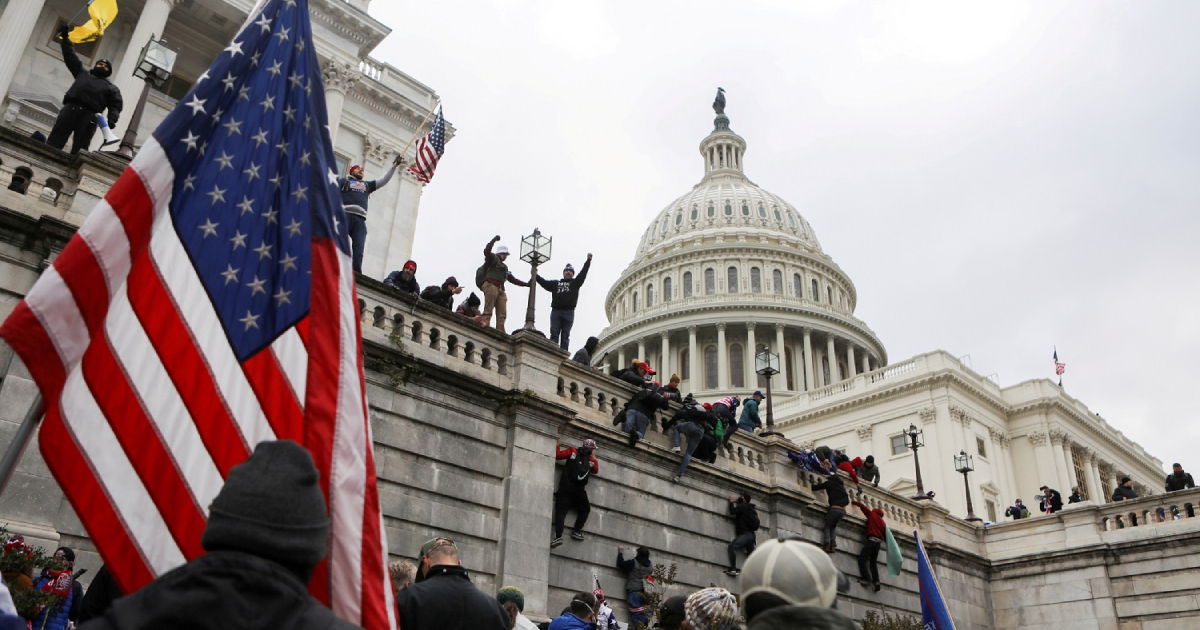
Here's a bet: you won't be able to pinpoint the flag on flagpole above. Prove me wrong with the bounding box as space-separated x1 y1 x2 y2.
69 0 118 44
915 531 957 630
407 107 446 183
0 0 394 627
1053 349 1066 376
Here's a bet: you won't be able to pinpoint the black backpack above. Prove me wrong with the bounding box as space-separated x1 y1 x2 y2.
563 452 593 486
746 505 761 532
475 262 489 290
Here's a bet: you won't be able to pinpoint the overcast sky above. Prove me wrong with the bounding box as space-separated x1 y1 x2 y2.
371 1 1200 474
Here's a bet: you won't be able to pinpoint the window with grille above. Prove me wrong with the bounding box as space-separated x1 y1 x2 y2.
1072 446 1090 499
750 267 762 293
985 500 997 523
730 344 745 388
727 267 738 293
704 346 718 388
684 272 693 297
891 435 907 455
704 269 715 295
773 270 783 294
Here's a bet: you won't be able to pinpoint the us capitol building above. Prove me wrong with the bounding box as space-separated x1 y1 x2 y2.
596 98 1165 522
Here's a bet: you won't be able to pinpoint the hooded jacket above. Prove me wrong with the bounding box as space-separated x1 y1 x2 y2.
421 283 458 309
536 258 591 311
396 565 510 630
617 550 653 595
855 461 881 486
572 337 599 365
730 499 759 535
851 500 887 539
748 606 858 630
59 37 122 122
813 474 850 507
1112 484 1138 501
738 399 761 432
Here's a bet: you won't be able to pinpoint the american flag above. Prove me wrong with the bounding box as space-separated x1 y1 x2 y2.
407 106 446 183
0 0 394 627
1054 349 1066 376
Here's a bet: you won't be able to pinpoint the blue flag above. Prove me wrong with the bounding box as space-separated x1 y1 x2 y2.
915 531 957 630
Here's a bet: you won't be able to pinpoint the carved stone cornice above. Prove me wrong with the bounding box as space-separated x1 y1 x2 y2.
1027 431 1047 445
322 60 362 94
687 325 698 334
988 427 1008 444
949 404 974 427
775 322 786 333
798 439 816 451
856 425 873 440
918 407 936 424
716 322 726 332
746 321 757 331
1049 429 1070 446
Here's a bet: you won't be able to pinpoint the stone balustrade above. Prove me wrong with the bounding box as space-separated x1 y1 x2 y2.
0 127 125 229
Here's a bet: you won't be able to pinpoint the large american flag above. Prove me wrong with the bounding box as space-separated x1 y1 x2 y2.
407 107 445 183
0 0 394 627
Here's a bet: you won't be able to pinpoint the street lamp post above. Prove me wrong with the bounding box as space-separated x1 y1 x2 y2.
754 348 780 435
904 424 931 501
954 450 983 522
114 35 177 159
519 228 552 333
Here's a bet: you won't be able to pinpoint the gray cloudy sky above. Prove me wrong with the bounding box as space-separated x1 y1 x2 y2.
371 1 1200 474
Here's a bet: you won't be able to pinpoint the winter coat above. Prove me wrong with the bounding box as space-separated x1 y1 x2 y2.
612 368 646 388
855 463 881 486
76 551 358 630
79 565 122 623
572 347 593 365
616 551 653 596
738 399 761 432
395 564 510 630
556 445 599 490
59 38 122 123
730 500 759 535
1039 489 1063 513
1166 472 1196 492
837 461 860 485
852 500 887 539
1005 504 1028 519
1068 491 1084 504
482 241 529 290
32 573 81 630
1112 485 1138 502
536 259 590 311
626 388 668 419
547 612 597 630
384 270 420 295
420 285 456 309
747 605 858 630
813 474 849 507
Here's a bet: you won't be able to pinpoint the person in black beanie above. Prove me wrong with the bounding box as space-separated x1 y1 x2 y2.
78 440 357 630
48 26 122 154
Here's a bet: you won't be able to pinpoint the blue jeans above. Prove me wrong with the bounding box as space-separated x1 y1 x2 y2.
623 409 651 438
728 532 756 569
549 309 574 351
673 422 703 477
346 214 367 273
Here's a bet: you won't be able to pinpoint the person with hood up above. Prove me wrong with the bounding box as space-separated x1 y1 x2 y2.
385 260 421 295
77 440 359 630
547 592 598 630
48 26 122 155
480 236 530 333
397 537 510 630
535 254 592 351
572 337 600 366
834 453 860 486
850 499 887 592
1038 486 1064 514
1166 463 1196 492
457 292 485 323
738 539 858 630
738 391 764 433
552 439 600 547
616 545 653 628
812 467 850 553
1112 477 1138 501
724 492 760 576
855 455 880 487
497 586 539 630
338 156 403 273
421 276 462 309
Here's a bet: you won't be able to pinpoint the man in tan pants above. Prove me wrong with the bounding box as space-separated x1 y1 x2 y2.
481 236 529 333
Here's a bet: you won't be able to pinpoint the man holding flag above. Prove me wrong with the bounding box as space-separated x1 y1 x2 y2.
48 19 122 154
0 0 394 627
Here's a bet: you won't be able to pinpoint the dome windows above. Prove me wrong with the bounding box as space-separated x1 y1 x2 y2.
704 346 718 388
707 203 715 218
704 268 715 295
724 202 733 216
661 216 669 232
675 211 682 226
827 286 833 304
773 270 783 294
632 291 639 312
750 267 762 293
683 271 693 297
727 266 739 293
758 204 766 218
691 205 699 221
774 208 782 221
786 212 796 228
647 283 655 308
663 277 672 302
741 202 750 216
793 273 802 297
730 344 745 388
811 279 819 300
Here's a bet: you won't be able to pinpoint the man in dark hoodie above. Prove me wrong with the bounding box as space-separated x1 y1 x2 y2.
536 254 592 351
421 276 462 309
397 537 510 630
48 26 122 155
724 492 759 576
1038 486 1064 514
572 337 600 366
616 545 653 628
1166 463 1196 492
621 370 669 447
812 470 850 553
738 539 858 630
77 440 359 630
384 260 421 295
1112 477 1138 502
552 439 600 548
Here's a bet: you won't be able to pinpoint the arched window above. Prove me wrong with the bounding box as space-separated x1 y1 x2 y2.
827 287 833 304
787 212 796 227
704 269 715 295
785 347 795 390
704 346 718 388
684 271 693 297
730 344 745 388
773 270 783 294
633 291 639 312
794 273 802 297
724 202 733 216
741 202 750 216
691 205 699 220
680 348 690 380
758 204 767 218
811 279 819 300
750 267 762 293
663 277 672 302
661 216 669 232
675 211 683 225
774 208 782 221
707 203 715 218
756 345 769 388
727 267 739 293
646 283 654 307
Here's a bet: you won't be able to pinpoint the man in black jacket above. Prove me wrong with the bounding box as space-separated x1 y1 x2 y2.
621 376 668 447
536 254 591 351
1112 477 1138 501
1038 486 1063 514
48 26 122 155
421 276 462 309
1166 463 1196 492
397 538 509 630
384 260 420 295
725 492 759 576
812 472 849 553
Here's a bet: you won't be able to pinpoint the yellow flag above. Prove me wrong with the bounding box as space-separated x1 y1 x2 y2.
68 0 118 44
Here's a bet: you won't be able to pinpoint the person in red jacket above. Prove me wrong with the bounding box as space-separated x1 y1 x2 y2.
836 453 860 486
851 500 886 592
552 439 600 547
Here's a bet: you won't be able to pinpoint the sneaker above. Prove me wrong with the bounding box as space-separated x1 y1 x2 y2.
724 568 740 577
627 429 639 448
671 475 681 483
551 537 563 548
571 531 585 541
672 447 682 453
858 579 871 588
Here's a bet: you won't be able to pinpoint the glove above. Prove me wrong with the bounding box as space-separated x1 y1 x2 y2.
58 25 71 40
392 154 406 167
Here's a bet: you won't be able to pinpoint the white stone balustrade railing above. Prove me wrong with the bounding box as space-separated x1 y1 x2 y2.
358 59 383 82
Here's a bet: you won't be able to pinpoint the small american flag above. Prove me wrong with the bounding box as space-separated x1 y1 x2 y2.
0 0 394 626
408 106 446 183
1054 349 1066 376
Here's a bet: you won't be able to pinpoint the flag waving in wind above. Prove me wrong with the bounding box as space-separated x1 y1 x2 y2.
407 107 446 183
915 531 957 630
69 0 118 44
1054 349 1066 376
0 0 394 627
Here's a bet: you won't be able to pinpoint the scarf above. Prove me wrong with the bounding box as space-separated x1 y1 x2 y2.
40 569 73 598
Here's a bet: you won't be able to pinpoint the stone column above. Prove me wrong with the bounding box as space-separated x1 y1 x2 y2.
801 328 814 391
1061 438 1079 492
636 338 646 363
990 428 1013 502
716 323 728 388
861 352 870 374
826 336 840 383
322 59 362 145
845 344 857 379
688 326 698 389
1029 430 1060 490
660 332 670 379
617 347 626 370
746 322 757 387
1087 455 1103 502
0 0 46 101
1048 431 1070 492
775 324 789 390
110 0 179 134
1002 435 1018 501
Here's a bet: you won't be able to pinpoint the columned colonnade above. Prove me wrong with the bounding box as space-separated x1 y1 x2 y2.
1028 428 1133 502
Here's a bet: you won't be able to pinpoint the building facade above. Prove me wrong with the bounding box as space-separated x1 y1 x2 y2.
597 104 1165 522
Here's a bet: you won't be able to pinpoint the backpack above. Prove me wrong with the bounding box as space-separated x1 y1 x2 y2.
475 262 489 290
563 452 593 486
746 505 761 532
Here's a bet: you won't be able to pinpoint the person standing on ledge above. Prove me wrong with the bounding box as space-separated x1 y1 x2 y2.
1166 463 1196 492
338 156 404 274
48 26 122 155
536 254 592 351
480 236 529 334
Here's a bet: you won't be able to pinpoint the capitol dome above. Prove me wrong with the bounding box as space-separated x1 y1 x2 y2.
596 101 886 402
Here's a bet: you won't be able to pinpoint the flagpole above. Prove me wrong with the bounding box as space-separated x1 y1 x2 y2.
65 0 96 28
397 102 440 160
0 393 45 496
